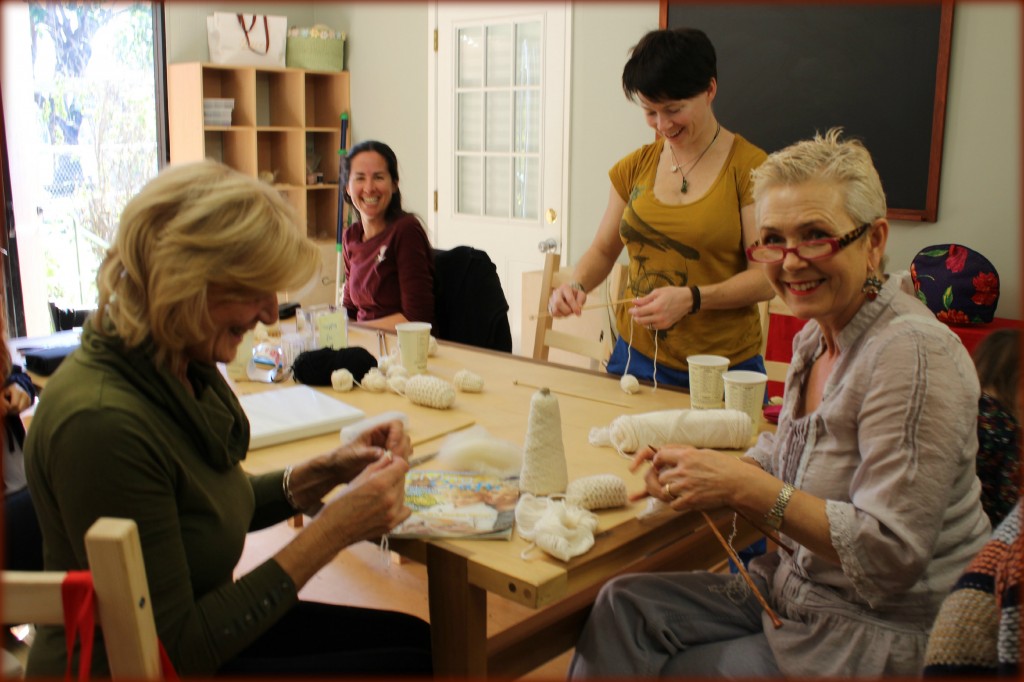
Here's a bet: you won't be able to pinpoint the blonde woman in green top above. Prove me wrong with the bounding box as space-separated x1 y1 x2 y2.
25 161 432 677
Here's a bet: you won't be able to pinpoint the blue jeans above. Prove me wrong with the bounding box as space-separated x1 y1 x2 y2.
606 337 767 400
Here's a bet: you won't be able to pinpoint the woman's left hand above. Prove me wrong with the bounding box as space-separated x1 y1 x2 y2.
289 420 412 510
629 286 694 330
628 444 745 510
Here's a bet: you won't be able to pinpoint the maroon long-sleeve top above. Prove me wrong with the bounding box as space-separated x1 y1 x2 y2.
342 213 435 323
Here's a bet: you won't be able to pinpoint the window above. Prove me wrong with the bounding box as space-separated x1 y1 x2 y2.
1 1 164 336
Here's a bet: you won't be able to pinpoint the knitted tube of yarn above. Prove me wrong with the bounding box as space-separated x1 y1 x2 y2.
598 408 752 453
566 474 628 510
519 387 569 496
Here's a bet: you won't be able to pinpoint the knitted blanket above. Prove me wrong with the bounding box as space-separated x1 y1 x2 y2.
923 501 1021 676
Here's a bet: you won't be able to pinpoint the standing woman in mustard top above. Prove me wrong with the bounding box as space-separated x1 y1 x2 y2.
548 28 774 388
341 141 435 329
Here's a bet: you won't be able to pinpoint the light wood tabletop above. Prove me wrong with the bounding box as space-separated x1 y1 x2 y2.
231 325 765 677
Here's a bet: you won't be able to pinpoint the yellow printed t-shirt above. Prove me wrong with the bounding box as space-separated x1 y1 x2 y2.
609 134 767 370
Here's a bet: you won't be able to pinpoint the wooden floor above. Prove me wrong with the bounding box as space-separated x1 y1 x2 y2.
237 521 573 679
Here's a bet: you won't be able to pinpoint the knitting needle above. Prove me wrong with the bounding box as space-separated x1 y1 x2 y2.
410 420 476 447
512 380 631 408
701 510 783 628
529 296 635 320
642 445 783 628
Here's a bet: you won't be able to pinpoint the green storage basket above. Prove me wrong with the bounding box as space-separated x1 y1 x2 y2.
286 35 345 72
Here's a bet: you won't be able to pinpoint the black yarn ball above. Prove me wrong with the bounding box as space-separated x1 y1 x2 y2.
292 347 377 386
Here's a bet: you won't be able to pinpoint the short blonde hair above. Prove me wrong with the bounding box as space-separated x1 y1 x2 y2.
751 128 887 227
96 160 320 372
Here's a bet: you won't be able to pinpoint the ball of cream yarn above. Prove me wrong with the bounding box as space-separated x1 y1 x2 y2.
330 368 354 392
453 369 484 393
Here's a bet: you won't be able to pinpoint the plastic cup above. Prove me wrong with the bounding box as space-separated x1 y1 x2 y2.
723 370 769 438
396 322 432 374
686 354 730 409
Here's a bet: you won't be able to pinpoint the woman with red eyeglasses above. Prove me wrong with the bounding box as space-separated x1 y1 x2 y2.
569 129 990 678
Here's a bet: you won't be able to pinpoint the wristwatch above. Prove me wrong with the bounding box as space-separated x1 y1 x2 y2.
763 482 795 530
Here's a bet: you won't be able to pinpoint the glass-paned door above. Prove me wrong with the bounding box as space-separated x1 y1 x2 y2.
434 2 569 354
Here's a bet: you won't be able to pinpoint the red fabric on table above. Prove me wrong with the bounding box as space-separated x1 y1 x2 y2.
946 317 1022 355
764 314 1022 398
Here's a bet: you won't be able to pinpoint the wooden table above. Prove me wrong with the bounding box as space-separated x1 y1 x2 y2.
233 326 764 677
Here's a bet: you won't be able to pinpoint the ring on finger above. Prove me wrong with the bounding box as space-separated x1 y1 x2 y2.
663 482 674 499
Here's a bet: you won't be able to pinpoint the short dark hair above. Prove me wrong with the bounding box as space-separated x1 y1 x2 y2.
622 27 717 104
341 140 405 223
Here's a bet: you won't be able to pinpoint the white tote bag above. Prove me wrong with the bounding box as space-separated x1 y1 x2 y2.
207 13 287 68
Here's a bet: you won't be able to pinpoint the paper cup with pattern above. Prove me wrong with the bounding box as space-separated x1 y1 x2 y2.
396 322 432 374
686 354 730 409
723 370 768 438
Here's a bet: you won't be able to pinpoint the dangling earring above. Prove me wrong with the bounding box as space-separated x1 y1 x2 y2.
862 271 884 301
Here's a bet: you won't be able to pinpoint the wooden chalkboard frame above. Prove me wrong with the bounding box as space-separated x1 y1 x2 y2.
660 1 954 222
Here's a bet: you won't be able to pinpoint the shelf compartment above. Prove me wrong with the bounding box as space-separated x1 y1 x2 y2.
203 128 257 176
307 187 342 241
305 72 349 128
306 131 342 184
255 70 303 127
257 130 305 186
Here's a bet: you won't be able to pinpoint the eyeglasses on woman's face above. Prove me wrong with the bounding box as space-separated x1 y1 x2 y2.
746 223 870 264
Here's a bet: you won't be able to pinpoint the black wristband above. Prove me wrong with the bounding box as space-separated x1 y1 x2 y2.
689 286 701 314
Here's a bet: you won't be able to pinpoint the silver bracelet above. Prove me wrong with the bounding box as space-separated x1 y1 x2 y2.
569 280 585 293
282 465 300 510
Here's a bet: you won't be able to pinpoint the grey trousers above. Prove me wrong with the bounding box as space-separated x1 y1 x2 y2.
569 571 782 678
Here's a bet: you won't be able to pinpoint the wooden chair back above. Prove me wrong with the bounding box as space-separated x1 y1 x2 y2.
759 296 796 386
531 252 628 369
2 517 164 679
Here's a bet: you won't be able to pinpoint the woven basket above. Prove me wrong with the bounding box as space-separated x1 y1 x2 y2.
286 35 345 71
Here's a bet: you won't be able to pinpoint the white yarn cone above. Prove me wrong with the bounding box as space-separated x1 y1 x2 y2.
519 387 569 496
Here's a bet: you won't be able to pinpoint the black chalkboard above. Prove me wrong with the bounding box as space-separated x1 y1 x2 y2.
662 1 953 222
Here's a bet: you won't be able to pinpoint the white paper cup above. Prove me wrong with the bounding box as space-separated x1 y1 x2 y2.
686 354 730 409
396 322 432 374
723 370 769 438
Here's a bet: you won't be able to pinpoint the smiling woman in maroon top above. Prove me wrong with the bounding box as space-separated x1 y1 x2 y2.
341 141 435 329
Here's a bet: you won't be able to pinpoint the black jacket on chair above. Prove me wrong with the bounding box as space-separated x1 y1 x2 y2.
433 246 512 352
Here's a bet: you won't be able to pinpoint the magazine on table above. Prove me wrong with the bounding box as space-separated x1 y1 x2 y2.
390 471 520 540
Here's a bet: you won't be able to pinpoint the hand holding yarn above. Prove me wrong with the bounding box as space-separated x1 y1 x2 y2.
631 444 750 511
628 286 691 330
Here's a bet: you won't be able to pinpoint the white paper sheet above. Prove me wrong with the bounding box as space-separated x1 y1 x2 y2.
240 385 365 449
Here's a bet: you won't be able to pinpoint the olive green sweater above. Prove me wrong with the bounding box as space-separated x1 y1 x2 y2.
25 325 299 676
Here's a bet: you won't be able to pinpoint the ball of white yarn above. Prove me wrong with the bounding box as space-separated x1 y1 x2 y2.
386 363 409 379
378 349 401 373
428 335 439 356
620 374 641 394
453 369 484 393
360 368 388 393
387 375 408 395
330 368 354 392
533 500 599 561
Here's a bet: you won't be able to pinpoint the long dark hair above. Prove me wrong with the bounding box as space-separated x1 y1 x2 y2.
973 328 1021 419
341 140 405 223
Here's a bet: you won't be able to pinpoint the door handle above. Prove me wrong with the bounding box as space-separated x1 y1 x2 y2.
538 238 558 253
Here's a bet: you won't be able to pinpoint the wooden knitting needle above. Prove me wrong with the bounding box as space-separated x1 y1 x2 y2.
701 510 784 629
512 380 631 408
410 419 476 447
529 296 634 320
733 508 794 556
643 446 784 627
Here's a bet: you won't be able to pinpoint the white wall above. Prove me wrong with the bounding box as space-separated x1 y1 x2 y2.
164 1 1021 320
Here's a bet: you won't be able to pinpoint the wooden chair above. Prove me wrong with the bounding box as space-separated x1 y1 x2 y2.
759 296 798 388
531 252 628 369
2 517 164 679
